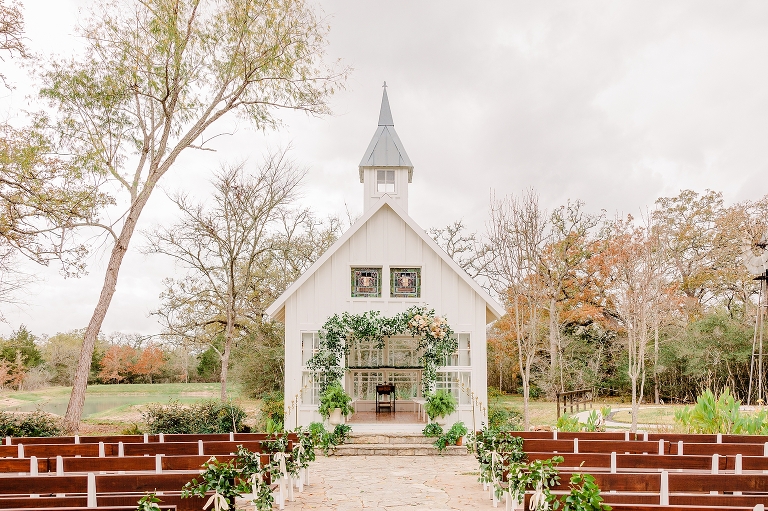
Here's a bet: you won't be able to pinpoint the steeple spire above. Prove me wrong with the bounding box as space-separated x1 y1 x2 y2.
378 81 394 126
359 83 414 213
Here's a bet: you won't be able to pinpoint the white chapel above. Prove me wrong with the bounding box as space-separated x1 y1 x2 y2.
265 86 505 430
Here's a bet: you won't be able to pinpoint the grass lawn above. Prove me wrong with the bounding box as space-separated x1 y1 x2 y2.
492 394 685 429
611 406 680 426
1 383 261 435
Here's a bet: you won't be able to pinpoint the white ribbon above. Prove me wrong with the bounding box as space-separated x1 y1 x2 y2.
529 481 548 511
273 452 289 479
490 451 501 486
204 491 230 511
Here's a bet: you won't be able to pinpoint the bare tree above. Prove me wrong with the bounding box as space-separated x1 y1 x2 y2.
596 215 668 431
37 0 346 432
487 190 547 430
146 153 304 400
428 219 492 282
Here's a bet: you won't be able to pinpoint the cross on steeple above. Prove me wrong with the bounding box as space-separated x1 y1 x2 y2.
382 81 387 89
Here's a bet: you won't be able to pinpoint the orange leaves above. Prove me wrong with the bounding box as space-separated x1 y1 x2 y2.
98 343 165 384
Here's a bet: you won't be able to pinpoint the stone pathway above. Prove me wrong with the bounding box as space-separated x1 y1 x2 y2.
293 455 496 510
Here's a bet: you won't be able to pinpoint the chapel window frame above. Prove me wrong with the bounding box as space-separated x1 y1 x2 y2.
390 267 421 298
351 267 382 298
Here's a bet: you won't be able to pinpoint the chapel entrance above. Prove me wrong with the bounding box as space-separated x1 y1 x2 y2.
344 336 427 423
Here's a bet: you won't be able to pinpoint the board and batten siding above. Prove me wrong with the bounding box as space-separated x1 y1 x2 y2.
283 204 489 429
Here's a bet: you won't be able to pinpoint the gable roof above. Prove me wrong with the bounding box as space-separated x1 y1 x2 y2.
358 87 414 182
265 195 505 323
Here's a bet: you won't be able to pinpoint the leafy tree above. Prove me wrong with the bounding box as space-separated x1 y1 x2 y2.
132 344 165 384
1 325 42 367
40 331 105 386
37 0 346 432
98 344 137 383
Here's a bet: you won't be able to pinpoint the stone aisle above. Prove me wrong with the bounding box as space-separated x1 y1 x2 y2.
293 455 497 510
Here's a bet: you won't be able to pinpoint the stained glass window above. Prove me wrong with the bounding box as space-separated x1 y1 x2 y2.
351 268 381 297
390 268 421 298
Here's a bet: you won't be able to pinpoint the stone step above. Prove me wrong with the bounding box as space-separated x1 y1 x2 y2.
333 443 468 456
349 433 434 445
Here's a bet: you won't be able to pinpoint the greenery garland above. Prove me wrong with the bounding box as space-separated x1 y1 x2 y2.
307 305 457 394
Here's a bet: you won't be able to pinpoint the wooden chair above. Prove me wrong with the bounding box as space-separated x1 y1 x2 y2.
375 384 395 414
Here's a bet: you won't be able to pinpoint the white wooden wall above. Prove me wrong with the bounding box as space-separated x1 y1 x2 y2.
283 204 489 430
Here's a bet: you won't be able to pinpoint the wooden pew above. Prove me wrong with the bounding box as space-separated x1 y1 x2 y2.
525 452 726 472
0 507 176 511
51 453 271 473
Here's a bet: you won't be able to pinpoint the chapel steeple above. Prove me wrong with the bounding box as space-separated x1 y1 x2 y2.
359 83 413 213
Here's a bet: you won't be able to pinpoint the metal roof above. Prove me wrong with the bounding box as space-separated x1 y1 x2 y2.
359 85 413 182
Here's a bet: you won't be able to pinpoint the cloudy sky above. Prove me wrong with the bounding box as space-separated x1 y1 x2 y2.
1 1 767 337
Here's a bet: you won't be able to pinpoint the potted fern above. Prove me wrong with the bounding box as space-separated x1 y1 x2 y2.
319 382 353 425
425 389 457 425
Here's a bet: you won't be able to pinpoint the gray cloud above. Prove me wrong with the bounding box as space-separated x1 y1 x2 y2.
2 0 767 336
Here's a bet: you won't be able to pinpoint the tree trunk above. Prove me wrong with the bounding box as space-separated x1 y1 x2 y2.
654 321 660 404
517 337 529 431
220 293 236 401
63 186 155 434
549 297 558 396
630 375 639 433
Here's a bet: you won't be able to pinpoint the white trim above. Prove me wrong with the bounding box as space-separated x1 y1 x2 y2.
265 195 505 321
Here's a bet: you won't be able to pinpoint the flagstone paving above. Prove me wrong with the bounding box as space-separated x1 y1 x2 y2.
294 454 497 510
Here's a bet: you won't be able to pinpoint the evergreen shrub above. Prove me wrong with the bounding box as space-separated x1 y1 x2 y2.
143 400 248 434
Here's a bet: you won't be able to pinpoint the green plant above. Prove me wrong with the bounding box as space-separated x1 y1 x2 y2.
318 423 352 455
556 414 581 432
559 473 612 511
264 417 283 434
434 421 468 452
181 457 246 510
258 391 284 428
0 410 64 437
291 426 316 468
136 492 161 511
121 423 143 435
584 410 603 432
674 388 741 434
525 456 563 510
422 422 443 437
488 405 523 431
308 421 326 444
425 389 457 421
143 400 247 434
318 382 353 419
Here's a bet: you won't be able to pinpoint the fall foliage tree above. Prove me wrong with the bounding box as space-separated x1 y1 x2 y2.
131 344 165 384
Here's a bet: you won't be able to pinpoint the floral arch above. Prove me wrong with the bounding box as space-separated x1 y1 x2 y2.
307 305 457 394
